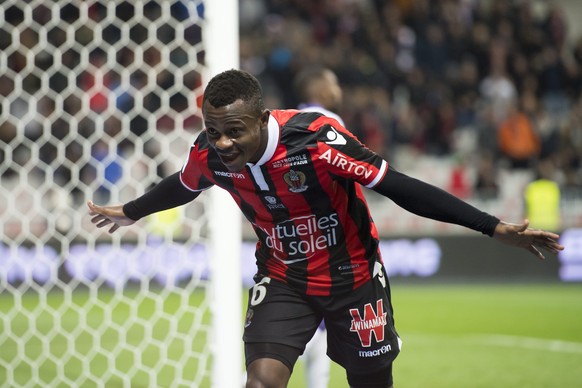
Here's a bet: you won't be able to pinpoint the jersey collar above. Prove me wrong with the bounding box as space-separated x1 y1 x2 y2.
247 113 279 167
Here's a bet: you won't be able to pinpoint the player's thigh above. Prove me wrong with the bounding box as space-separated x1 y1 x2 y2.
245 348 294 388
324 269 400 376
243 277 321 363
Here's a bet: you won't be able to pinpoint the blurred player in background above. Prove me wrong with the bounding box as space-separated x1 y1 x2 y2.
292 65 345 388
294 65 344 126
88 69 564 388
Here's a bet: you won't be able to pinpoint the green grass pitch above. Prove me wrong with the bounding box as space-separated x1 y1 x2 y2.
1 283 581 387
289 283 582 388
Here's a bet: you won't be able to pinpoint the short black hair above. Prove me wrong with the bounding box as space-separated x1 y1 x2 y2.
203 69 264 116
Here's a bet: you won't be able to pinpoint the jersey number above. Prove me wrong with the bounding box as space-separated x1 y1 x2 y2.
250 277 271 306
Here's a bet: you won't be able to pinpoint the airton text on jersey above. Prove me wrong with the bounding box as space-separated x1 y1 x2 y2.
319 149 373 179
260 214 339 257
213 170 246 179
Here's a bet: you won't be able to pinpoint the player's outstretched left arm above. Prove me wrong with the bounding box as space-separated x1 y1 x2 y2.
372 167 565 259
493 219 564 260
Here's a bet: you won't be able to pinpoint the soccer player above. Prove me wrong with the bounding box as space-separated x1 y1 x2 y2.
88 69 564 388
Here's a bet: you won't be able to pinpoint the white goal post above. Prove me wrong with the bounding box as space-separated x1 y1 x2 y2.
204 0 243 387
0 0 242 387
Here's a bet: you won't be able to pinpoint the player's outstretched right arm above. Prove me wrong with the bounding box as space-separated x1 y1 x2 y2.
87 171 200 233
87 201 136 234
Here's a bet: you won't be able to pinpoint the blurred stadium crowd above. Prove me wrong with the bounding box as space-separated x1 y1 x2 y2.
1 0 581 232
240 0 582 199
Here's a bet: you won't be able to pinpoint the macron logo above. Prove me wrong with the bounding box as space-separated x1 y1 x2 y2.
324 127 347 145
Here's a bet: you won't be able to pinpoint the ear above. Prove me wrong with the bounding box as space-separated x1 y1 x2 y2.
259 109 270 127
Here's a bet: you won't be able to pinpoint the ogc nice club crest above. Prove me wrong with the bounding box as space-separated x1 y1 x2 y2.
283 169 308 193
349 299 387 347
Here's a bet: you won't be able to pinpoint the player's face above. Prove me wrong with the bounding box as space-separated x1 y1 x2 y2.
203 99 269 172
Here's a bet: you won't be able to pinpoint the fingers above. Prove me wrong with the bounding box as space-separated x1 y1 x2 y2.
90 217 121 234
87 199 124 234
91 214 121 233
513 222 564 259
92 216 113 228
527 233 564 259
521 228 564 249
90 211 118 229
523 228 560 240
528 245 545 260
97 219 111 228
533 233 564 252
540 239 564 254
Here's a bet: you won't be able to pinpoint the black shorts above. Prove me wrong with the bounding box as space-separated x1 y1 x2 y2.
243 263 401 374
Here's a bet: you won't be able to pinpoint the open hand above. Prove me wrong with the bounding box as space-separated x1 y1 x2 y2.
493 219 565 260
87 200 135 233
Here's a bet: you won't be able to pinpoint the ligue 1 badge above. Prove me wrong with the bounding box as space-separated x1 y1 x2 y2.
283 169 308 193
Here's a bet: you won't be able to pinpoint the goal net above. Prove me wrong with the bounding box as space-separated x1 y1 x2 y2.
0 1 241 387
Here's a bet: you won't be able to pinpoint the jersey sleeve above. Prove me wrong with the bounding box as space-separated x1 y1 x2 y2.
315 119 388 188
179 134 215 192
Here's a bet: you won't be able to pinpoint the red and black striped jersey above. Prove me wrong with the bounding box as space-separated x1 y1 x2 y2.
180 109 388 296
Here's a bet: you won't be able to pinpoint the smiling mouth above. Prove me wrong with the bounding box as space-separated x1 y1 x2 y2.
217 152 240 165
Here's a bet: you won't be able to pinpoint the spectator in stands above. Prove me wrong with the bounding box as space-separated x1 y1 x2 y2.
479 41 517 124
497 100 540 169
451 56 480 128
415 22 448 78
520 90 559 160
524 158 562 232
538 45 572 121
474 151 500 200
448 155 472 199
572 36 582 92
242 0 582 178
341 86 391 156
542 3 568 51
559 94 582 189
